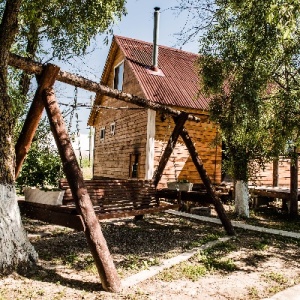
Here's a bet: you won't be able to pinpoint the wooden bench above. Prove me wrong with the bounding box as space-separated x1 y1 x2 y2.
249 186 300 210
19 178 179 230
59 178 179 220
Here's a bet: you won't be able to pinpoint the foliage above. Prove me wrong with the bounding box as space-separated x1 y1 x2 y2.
5 0 127 186
16 117 63 190
197 0 300 181
17 0 126 60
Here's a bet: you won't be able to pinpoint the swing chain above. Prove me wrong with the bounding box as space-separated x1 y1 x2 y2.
68 86 78 133
76 112 83 168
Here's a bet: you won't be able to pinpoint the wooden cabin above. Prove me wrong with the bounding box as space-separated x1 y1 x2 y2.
88 36 221 188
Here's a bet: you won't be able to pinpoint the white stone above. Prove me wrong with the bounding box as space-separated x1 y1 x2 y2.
23 187 65 205
235 180 249 217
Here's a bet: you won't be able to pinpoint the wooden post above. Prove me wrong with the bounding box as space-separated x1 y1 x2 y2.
153 113 189 187
290 148 298 217
42 87 121 292
178 124 235 236
15 64 60 178
273 158 279 187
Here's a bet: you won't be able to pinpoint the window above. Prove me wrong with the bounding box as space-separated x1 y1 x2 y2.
113 61 124 90
129 153 140 178
100 127 105 141
110 122 116 135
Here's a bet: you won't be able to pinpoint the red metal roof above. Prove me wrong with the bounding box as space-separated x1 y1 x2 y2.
114 35 211 110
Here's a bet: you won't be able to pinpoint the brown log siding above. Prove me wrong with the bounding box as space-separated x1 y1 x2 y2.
154 112 222 188
249 157 300 187
93 49 148 179
93 48 222 185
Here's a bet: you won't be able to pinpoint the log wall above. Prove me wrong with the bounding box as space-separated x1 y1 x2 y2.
93 49 148 179
93 48 222 185
154 112 222 188
249 157 300 186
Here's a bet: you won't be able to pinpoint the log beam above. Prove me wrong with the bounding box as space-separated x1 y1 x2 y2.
8 53 200 122
42 87 121 292
15 64 60 178
178 124 235 236
152 113 189 187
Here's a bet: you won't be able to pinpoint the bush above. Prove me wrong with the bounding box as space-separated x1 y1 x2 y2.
16 117 63 191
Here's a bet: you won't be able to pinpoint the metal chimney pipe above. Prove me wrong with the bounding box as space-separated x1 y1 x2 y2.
152 7 160 71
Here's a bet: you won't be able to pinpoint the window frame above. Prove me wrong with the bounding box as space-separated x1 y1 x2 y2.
100 127 105 141
110 122 116 135
113 61 124 90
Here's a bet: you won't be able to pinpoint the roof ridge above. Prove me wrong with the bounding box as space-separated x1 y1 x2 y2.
114 35 198 57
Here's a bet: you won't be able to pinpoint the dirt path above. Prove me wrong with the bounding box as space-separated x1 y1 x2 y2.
0 212 299 299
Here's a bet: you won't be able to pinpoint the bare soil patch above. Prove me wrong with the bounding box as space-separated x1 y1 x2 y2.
0 208 299 300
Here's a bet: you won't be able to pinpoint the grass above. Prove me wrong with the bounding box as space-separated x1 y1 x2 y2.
157 262 207 282
185 233 222 249
252 237 270 251
247 286 259 298
263 272 288 285
120 255 160 272
230 206 300 233
181 264 207 281
158 240 238 282
3 211 297 300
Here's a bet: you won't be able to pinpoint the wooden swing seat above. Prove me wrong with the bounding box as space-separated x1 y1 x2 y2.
19 178 179 231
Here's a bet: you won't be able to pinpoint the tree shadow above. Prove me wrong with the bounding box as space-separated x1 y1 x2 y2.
23 264 104 292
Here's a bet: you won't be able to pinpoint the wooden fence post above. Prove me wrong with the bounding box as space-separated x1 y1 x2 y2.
42 87 121 292
290 148 298 217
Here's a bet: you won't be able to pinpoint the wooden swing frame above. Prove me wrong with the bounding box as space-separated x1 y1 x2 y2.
11 54 235 292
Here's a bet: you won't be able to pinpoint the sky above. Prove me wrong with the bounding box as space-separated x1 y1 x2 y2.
52 0 202 156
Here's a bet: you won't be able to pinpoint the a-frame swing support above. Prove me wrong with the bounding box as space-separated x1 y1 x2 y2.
12 54 235 292
152 114 235 236
15 64 121 292
43 87 121 292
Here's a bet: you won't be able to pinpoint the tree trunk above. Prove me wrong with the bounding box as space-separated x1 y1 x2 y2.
0 184 38 274
0 0 38 274
234 180 250 218
19 23 40 96
232 151 250 218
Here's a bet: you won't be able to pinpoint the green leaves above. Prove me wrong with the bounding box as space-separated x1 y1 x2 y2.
198 0 300 181
17 0 127 59
16 117 63 190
